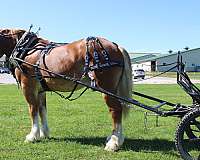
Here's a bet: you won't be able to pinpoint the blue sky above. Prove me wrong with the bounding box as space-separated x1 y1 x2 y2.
1 0 200 53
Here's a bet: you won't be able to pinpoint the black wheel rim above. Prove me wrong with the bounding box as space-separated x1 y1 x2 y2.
179 113 200 159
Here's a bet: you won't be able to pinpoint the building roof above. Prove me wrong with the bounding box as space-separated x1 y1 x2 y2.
129 52 160 63
129 52 160 58
132 48 200 63
131 54 157 63
153 48 200 60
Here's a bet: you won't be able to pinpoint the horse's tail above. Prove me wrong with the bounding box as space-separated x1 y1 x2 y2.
117 46 133 118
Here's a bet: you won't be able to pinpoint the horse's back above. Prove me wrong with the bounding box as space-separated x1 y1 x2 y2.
43 39 86 73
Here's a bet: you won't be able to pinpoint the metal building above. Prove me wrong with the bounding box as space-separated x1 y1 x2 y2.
156 48 200 72
131 48 200 72
130 52 160 71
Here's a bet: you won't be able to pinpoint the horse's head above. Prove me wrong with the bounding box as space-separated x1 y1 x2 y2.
0 29 26 58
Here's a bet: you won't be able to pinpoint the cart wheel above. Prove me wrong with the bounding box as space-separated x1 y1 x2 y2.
175 109 200 160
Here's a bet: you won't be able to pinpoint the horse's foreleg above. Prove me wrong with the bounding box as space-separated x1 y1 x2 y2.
38 92 49 139
25 102 40 142
104 95 124 151
21 84 40 142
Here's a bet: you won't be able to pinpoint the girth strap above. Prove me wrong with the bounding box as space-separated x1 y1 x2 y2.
35 52 50 91
34 43 56 91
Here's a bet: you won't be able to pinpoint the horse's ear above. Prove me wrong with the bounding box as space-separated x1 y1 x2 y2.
1 29 11 34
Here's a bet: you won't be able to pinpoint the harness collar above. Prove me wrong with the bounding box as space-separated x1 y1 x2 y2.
9 31 38 69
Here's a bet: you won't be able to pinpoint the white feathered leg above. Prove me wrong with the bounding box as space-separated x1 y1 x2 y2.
25 113 40 142
38 92 49 139
105 123 124 151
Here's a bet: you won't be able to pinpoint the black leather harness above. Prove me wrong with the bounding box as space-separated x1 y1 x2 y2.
9 33 124 100
9 32 38 77
9 32 55 91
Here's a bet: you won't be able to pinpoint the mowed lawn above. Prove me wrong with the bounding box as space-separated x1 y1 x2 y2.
0 84 197 160
147 71 200 79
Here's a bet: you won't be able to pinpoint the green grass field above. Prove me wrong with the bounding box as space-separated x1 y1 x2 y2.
147 71 200 79
0 84 197 160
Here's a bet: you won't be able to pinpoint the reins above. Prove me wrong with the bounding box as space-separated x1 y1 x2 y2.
11 57 134 105
12 56 186 112
53 85 89 101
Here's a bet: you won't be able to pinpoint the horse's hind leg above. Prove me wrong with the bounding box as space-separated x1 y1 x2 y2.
38 92 49 139
104 95 124 151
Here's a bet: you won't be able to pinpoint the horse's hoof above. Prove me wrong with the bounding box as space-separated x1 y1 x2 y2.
24 133 40 143
104 134 124 152
104 143 119 152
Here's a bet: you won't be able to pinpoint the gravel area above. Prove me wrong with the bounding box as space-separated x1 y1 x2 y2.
0 74 16 84
0 74 200 85
134 76 200 84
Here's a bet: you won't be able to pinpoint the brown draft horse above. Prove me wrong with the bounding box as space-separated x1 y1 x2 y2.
0 29 132 151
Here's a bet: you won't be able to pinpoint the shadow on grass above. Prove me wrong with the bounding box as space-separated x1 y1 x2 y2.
48 136 178 155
